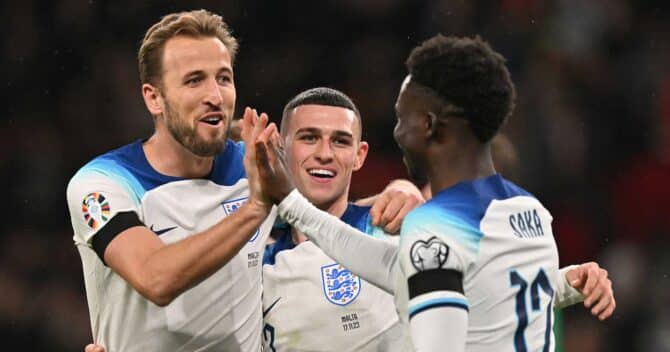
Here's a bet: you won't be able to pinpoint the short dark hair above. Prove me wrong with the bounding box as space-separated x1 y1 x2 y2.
406 35 515 143
281 87 362 138
139 10 238 87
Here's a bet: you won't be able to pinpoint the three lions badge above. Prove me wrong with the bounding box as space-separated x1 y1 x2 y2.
222 197 260 242
321 263 361 306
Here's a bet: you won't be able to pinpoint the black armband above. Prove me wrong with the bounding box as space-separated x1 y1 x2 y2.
408 269 464 299
92 211 143 265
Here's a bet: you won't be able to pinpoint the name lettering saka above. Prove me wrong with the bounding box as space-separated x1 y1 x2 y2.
509 209 545 238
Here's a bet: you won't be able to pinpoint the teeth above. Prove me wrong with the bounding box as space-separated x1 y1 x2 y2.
308 169 335 177
201 116 222 125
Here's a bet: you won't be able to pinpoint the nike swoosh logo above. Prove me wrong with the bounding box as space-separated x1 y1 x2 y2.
263 297 281 317
150 225 178 236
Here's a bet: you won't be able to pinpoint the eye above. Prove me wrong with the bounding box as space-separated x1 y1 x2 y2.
217 74 232 85
185 76 202 87
299 134 317 143
333 137 353 146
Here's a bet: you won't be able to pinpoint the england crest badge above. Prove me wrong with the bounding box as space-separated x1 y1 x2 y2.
222 197 260 242
321 263 361 306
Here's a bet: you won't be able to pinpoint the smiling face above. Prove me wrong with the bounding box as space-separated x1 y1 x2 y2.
147 35 236 156
282 104 368 211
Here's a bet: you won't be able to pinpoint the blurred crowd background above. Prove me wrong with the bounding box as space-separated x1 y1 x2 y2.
1 0 669 350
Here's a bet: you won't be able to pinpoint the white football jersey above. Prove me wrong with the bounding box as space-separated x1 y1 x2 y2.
262 204 408 351
66 140 276 352
396 175 559 351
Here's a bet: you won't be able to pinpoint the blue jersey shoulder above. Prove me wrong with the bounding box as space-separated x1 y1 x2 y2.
428 174 532 229
75 139 246 196
402 175 534 251
263 203 374 265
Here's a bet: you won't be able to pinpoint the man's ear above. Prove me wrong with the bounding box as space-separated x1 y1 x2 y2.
352 141 369 171
142 83 164 116
426 111 440 140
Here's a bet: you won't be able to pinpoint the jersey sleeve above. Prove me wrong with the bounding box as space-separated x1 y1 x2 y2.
398 205 482 351
277 189 400 293
66 166 143 247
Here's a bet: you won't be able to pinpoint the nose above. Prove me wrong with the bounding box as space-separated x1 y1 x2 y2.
203 78 223 107
314 140 334 162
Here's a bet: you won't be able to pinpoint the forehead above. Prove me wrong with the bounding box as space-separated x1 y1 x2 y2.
286 104 360 137
162 36 232 78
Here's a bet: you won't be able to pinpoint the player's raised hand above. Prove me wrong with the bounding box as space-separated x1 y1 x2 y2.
369 179 425 234
84 344 105 352
240 107 271 210
566 262 616 321
255 128 295 204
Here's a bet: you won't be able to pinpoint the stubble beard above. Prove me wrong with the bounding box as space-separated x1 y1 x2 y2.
163 100 229 157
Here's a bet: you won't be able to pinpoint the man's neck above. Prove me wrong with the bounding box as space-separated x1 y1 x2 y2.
428 144 496 196
143 131 215 179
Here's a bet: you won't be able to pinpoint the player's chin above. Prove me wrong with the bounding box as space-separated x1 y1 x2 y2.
303 188 338 207
189 137 226 157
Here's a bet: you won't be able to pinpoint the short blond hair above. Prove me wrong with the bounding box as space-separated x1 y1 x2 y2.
138 9 238 87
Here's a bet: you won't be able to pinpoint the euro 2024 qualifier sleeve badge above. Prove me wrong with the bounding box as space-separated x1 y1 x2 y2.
81 192 110 230
410 236 449 271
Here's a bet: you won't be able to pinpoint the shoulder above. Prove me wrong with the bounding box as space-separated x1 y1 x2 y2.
341 203 371 230
67 141 148 202
209 140 247 186
263 224 295 265
342 203 392 238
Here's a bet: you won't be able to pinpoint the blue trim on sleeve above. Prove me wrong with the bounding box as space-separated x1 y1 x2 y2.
408 297 469 319
78 158 147 203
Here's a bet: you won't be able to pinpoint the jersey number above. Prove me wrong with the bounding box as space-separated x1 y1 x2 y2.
510 269 554 352
263 323 276 352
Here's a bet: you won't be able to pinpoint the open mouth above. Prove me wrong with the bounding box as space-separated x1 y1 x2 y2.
200 113 224 126
307 168 336 179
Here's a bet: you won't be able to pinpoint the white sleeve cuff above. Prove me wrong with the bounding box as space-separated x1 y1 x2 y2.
554 265 585 309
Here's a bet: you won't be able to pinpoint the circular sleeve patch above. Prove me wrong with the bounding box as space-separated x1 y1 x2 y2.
81 192 111 230
409 236 449 271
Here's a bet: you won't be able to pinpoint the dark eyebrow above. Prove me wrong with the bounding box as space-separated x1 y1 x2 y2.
295 127 322 135
183 70 205 79
295 127 353 139
183 67 233 79
217 67 233 76
332 131 354 139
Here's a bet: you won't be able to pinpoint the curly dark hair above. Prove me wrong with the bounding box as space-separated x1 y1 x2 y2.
406 35 516 143
281 87 362 137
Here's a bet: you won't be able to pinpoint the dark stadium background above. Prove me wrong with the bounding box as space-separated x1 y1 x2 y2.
2 0 669 350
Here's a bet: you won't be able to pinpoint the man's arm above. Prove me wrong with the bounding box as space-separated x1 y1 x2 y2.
279 189 400 293
556 262 616 320
102 203 268 306
69 108 273 307
408 296 467 352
